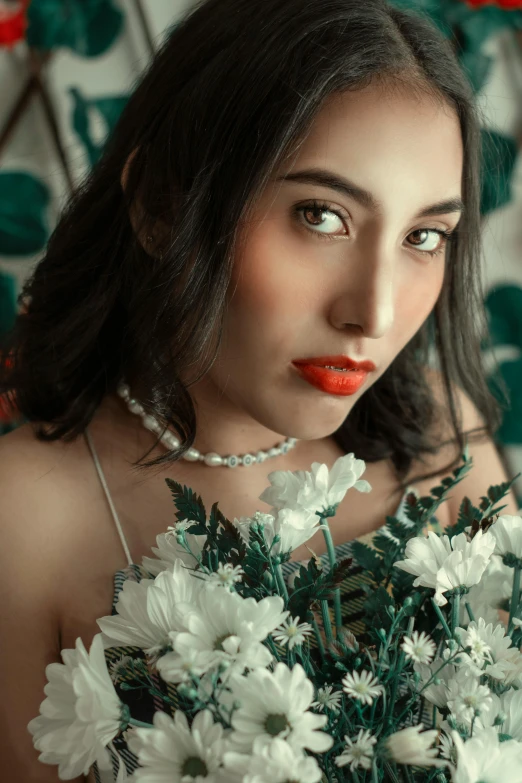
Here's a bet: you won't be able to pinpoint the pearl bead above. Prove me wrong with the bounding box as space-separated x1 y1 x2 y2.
162 431 181 449
183 448 200 462
267 447 280 458
204 452 224 467
142 415 161 433
117 382 130 400
279 442 290 454
226 455 240 468
256 451 268 463
128 399 144 415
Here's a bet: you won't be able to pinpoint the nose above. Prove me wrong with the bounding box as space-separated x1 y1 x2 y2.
328 243 395 339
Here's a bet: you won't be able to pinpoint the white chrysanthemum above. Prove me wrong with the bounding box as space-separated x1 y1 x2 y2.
167 589 287 680
401 630 436 664
27 634 123 780
199 563 244 590
335 728 376 771
439 730 456 763
224 738 322 783
446 669 492 726
455 618 522 684
311 685 342 713
341 670 383 706
501 689 522 740
97 559 203 654
142 527 207 575
414 659 458 709
490 514 522 559
128 709 229 783
226 663 333 754
155 646 208 684
273 616 313 650
386 724 444 768
258 452 371 515
451 728 522 783
394 529 495 606
461 555 513 626
233 507 321 556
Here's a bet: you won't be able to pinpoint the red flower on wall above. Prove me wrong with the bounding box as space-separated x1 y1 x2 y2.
0 0 29 48
465 0 522 8
0 355 18 422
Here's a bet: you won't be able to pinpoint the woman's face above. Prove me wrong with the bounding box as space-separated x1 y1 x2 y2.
191 82 464 443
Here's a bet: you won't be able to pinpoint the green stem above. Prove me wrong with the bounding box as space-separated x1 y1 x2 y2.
274 563 289 603
508 565 521 637
128 717 154 729
311 616 326 662
320 517 343 635
430 597 452 639
320 600 334 645
451 592 461 637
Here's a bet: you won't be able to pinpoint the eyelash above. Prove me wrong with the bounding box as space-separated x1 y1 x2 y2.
294 200 456 259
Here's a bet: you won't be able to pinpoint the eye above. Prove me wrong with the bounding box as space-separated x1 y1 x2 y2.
293 201 348 240
406 228 455 258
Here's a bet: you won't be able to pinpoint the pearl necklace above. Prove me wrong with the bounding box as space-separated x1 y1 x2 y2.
116 381 298 468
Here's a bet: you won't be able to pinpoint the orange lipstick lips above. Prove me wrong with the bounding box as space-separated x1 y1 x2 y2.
291 355 376 396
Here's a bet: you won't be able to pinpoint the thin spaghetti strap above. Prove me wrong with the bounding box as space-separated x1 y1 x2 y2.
84 425 134 567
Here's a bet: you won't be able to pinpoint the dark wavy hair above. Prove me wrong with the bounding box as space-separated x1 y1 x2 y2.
0 0 506 490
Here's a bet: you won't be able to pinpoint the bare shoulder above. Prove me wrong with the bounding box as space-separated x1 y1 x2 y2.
0 424 88 781
410 366 520 524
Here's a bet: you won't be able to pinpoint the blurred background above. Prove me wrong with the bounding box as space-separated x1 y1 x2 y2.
0 0 521 502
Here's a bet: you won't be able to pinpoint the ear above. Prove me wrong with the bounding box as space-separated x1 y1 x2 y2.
121 148 168 259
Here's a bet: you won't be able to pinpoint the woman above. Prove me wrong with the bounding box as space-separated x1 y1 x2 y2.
0 0 519 779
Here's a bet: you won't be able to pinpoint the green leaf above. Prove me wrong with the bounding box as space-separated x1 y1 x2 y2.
350 541 382 574
70 88 129 167
0 172 51 255
0 271 17 335
164 478 207 526
27 0 124 56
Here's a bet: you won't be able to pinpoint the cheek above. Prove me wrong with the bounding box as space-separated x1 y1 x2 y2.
396 264 444 337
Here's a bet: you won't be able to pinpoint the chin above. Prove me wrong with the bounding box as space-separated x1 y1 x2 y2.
262 401 354 442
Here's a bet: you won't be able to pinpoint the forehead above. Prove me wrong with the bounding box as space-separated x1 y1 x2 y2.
286 82 464 213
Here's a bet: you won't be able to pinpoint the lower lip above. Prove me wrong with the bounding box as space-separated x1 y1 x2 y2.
292 363 369 396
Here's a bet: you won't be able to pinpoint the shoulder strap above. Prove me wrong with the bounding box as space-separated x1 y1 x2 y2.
84 425 133 567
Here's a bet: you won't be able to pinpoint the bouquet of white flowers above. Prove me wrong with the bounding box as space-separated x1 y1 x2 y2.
28 447 522 782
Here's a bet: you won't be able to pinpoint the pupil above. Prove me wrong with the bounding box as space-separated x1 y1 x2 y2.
265 713 289 736
182 757 208 777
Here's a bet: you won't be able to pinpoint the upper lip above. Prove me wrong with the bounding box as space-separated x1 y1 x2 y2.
292 355 376 372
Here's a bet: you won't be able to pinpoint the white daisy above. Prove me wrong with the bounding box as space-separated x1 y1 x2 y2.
401 630 436 664
108 654 134 685
128 708 229 783
200 563 244 590
451 727 522 783
489 514 522 559
97 559 203 654
155 647 208 684
27 634 123 780
234 508 321 556
225 738 323 783
226 663 333 754
447 669 492 726
501 689 522 741
273 616 313 650
142 528 207 575
335 728 376 771
414 659 458 710
169 589 287 679
311 685 343 713
394 529 495 606
258 453 371 516
439 730 456 763
342 669 383 706
386 724 444 768
461 555 513 626
455 618 522 683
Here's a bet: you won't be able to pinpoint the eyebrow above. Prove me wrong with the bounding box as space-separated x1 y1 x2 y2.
276 167 465 219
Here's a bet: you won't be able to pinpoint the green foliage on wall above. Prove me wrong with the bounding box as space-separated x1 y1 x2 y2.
0 172 51 256
26 0 124 56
